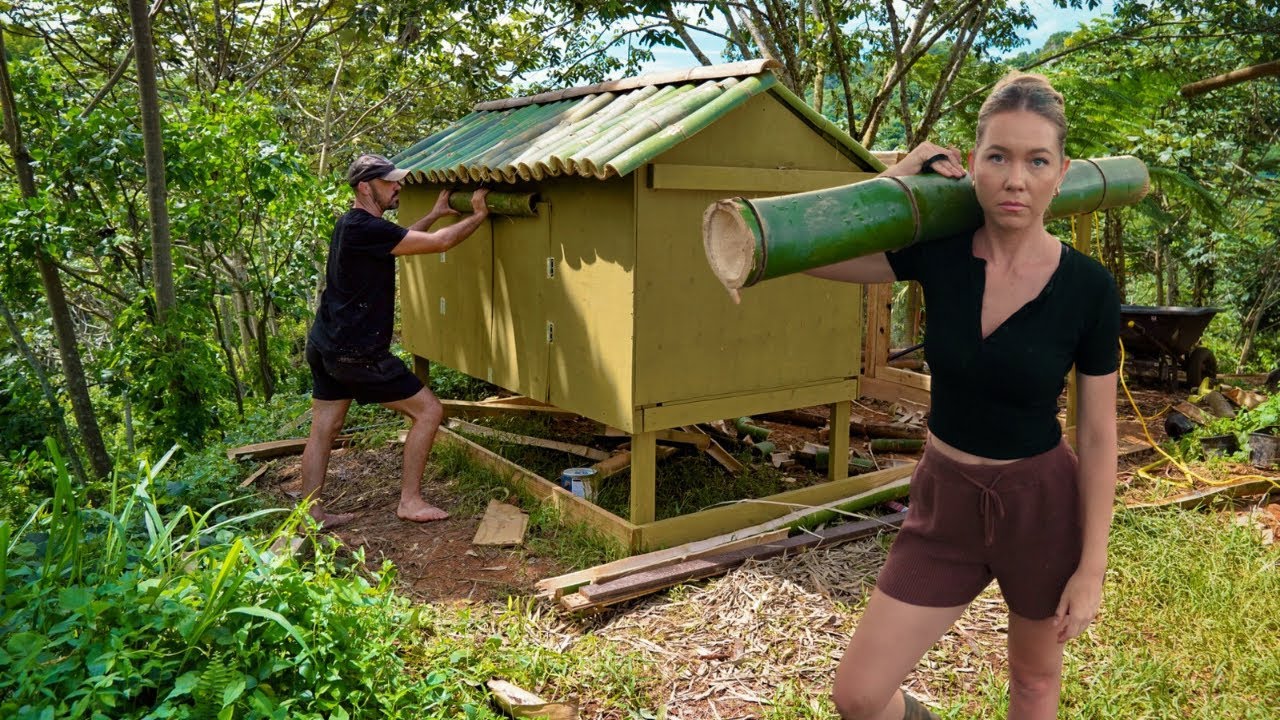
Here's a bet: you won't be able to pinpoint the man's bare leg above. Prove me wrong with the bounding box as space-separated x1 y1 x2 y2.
300 397 356 529
383 388 448 522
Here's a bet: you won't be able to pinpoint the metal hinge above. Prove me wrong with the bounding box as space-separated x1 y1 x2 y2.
546 257 556 278
439 297 446 315
546 321 554 344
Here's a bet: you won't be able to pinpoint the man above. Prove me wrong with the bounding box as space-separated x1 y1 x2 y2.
301 153 489 527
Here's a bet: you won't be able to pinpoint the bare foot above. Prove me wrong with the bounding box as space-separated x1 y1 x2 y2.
309 508 356 530
397 499 450 523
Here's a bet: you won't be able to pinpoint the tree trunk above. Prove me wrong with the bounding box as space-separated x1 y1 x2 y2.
1165 245 1178 306
127 0 177 322
1153 242 1165 306
0 28 113 481
0 297 89 485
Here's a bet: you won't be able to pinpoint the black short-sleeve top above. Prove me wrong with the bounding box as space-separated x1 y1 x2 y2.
885 231 1120 459
308 208 408 358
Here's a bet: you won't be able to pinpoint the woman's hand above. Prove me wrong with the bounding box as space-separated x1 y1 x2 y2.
1053 568 1104 643
880 142 967 179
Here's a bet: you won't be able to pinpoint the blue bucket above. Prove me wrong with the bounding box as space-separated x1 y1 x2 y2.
560 467 597 498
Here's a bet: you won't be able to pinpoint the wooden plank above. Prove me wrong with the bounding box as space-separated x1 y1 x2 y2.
680 425 744 474
486 679 577 720
757 408 826 427
828 400 851 484
649 163 875 193
630 431 658 524
479 395 550 407
656 429 711 449
635 462 914 550
641 379 859 432
876 365 932 392
441 399 578 419
540 529 790 599
447 418 609 461
434 428 638 549
862 283 893 377
237 464 270 489
857 375 931 406
1125 477 1279 511
574 511 908 608
226 436 351 462
472 499 530 546
536 475 911 596
589 445 678 481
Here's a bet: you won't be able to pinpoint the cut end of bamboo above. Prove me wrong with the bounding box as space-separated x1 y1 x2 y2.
702 199 759 291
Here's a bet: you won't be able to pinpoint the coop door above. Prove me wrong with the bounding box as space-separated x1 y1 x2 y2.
489 202 551 401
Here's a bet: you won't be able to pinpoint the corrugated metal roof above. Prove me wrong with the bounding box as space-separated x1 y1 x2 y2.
393 61 882 185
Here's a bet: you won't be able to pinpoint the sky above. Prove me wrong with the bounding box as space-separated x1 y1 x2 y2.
633 0 1117 74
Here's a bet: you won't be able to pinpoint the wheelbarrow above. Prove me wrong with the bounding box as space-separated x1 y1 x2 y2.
1119 305 1221 389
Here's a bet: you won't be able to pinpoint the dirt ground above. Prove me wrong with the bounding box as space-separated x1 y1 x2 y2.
253 376 1277 718
265 448 564 604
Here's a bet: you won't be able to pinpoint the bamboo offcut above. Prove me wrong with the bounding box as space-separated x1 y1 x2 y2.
447 190 540 216
702 155 1150 290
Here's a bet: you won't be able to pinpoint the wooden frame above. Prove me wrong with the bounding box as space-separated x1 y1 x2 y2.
436 424 913 553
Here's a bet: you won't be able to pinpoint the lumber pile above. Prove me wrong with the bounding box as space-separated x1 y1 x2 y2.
539 477 912 613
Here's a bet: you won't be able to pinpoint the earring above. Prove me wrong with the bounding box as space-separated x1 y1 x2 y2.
1053 186 1061 197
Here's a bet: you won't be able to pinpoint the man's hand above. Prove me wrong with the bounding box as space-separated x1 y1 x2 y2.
432 189 460 217
880 142 967 179
1053 568 1104 643
470 188 490 216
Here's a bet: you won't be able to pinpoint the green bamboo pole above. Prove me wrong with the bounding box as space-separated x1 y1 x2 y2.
703 155 1150 290
447 191 539 217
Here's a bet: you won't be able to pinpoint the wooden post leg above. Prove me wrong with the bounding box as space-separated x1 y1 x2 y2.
413 354 431 386
630 431 657 524
828 400 850 483
1066 213 1094 434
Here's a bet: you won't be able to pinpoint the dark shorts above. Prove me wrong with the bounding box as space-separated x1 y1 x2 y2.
876 438 1082 620
306 342 423 405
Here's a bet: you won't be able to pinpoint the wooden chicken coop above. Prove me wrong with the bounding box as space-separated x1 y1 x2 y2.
391 60 915 551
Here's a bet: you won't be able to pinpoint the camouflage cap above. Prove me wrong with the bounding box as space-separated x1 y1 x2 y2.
346 154 409 187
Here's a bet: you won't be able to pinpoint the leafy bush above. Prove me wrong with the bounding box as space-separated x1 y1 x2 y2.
0 441 463 719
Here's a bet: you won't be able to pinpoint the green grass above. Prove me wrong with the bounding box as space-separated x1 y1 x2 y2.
754 508 1280 719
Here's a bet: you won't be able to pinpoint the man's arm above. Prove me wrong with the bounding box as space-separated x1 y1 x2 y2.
392 189 490 256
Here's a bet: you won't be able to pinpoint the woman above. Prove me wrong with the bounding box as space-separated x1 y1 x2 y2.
809 72 1120 720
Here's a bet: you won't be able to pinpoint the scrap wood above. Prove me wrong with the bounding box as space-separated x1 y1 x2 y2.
447 418 609 461
1173 401 1207 425
441 398 577 419
850 412 925 440
473 499 530 546
237 464 270 489
537 474 910 598
227 436 351 461
589 445 678 481
1221 386 1267 411
1125 476 1279 511
564 511 907 611
757 408 826 427
486 679 576 720
681 425 744 474
1200 391 1236 419
479 395 550 407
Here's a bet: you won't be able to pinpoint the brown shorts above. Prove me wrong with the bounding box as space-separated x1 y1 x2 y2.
877 438 1082 620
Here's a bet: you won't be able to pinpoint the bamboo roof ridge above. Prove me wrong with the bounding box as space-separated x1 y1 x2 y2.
393 60 883 184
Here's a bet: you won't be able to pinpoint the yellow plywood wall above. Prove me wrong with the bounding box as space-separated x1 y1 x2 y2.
399 180 637 431
399 191 494 381
545 177 636 431
633 92 864 407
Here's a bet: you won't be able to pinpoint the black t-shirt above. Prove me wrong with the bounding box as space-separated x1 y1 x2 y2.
308 208 408 358
886 231 1120 459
